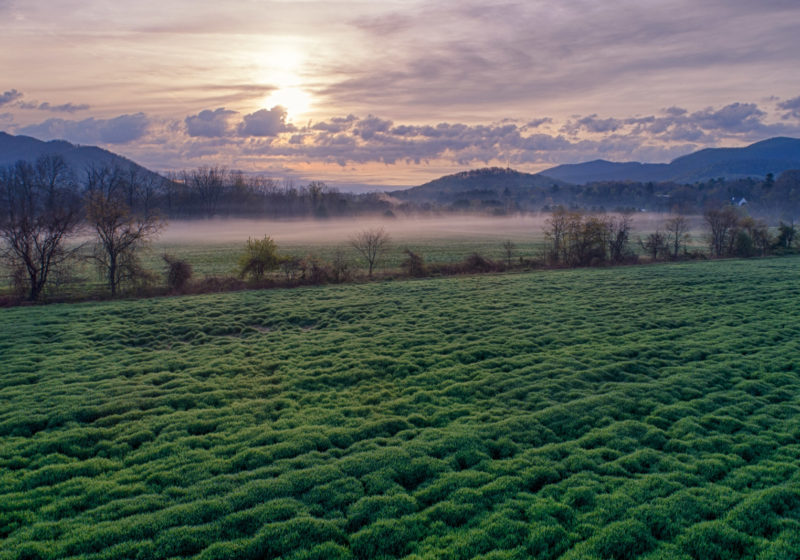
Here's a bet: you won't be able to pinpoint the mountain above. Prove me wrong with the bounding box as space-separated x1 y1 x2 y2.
540 137 800 184
389 167 566 209
0 131 160 179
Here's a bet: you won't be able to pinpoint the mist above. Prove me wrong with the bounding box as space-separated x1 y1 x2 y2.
157 213 699 247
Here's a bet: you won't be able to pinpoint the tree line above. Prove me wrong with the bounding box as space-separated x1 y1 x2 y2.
2 155 799 304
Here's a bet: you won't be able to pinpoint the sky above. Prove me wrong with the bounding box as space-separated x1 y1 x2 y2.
2 0 800 190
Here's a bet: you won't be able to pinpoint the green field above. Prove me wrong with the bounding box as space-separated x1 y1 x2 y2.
1 257 799 559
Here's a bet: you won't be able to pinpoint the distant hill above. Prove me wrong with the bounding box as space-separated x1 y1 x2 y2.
0 131 161 180
390 167 566 209
540 137 800 184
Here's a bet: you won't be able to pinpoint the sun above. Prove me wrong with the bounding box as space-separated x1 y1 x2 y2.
264 87 312 120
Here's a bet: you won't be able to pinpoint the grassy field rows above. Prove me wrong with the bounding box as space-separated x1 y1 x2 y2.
1 257 799 559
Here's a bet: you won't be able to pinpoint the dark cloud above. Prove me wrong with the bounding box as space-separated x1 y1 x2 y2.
19 113 149 144
16 98 91 112
777 95 800 119
311 114 357 133
564 115 624 134
185 108 237 137
353 115 392 140
37 102 91 113
524 118 552 129
688 103 766 133
0 89 22 107
237 106 294 137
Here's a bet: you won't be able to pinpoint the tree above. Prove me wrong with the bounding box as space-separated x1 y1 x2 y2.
183 166 227 217
544 206 570 264
703 204 740 257
0 156 83 300
238 236 280 281
776 220 797 250
663 215 690 259
639 230 669 261
605 213 634 263
350 227 390 277
501 240 516 267
85 163 163 296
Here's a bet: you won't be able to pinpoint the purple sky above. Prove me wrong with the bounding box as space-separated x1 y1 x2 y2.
2 0 800 189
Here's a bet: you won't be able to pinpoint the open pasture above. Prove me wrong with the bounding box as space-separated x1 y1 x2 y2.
1 257 799 559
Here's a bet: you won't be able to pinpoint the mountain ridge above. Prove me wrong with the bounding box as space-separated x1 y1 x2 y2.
0 131 160 180
539 137 800 184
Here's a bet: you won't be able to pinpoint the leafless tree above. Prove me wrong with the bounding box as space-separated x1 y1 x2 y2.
544 206 570 264
606 212 634 263
704 204 740 257
0 156 83 300
501 239 516 267
85 163 163 296
350 227 390 277
639 230 669 261
664 215 690 259
183 166 227 217
330 247 352 283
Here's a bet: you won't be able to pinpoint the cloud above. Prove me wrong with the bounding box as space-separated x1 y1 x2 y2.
0 89 22 107
777 95 800 119
37 102 91 113
563 115 624 134
19 113 149 144
524 118 552 129
688 103 766 133
16 98 91 112
353 115 392 140
237 106 294 137
185 107 237 137
311 114 357 133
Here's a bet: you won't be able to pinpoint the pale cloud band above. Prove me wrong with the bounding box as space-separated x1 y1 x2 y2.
12 98 799 182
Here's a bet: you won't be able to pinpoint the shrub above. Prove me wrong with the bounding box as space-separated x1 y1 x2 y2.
401 248 427 277
238 236 280 281
162 253 193 292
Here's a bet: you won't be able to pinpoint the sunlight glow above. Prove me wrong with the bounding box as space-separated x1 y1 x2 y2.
264 87 313 119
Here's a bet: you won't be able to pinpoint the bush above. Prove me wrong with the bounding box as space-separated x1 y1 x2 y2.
238 236 280 281
401 248 426 277
162 253 193 292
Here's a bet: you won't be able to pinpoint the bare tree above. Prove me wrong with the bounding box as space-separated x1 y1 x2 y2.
544 206 570 264
0 156 83 300
350 227 390 277
183 166 227 217
85 164 163 296
704 205 740 257
606 213 634 263
639 230 669 261
501 239 516 267
664 215 690 260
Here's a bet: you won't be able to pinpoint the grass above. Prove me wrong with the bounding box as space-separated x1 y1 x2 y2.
1 257 799 559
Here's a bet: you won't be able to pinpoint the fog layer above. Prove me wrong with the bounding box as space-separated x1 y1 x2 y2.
158 213 698 246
